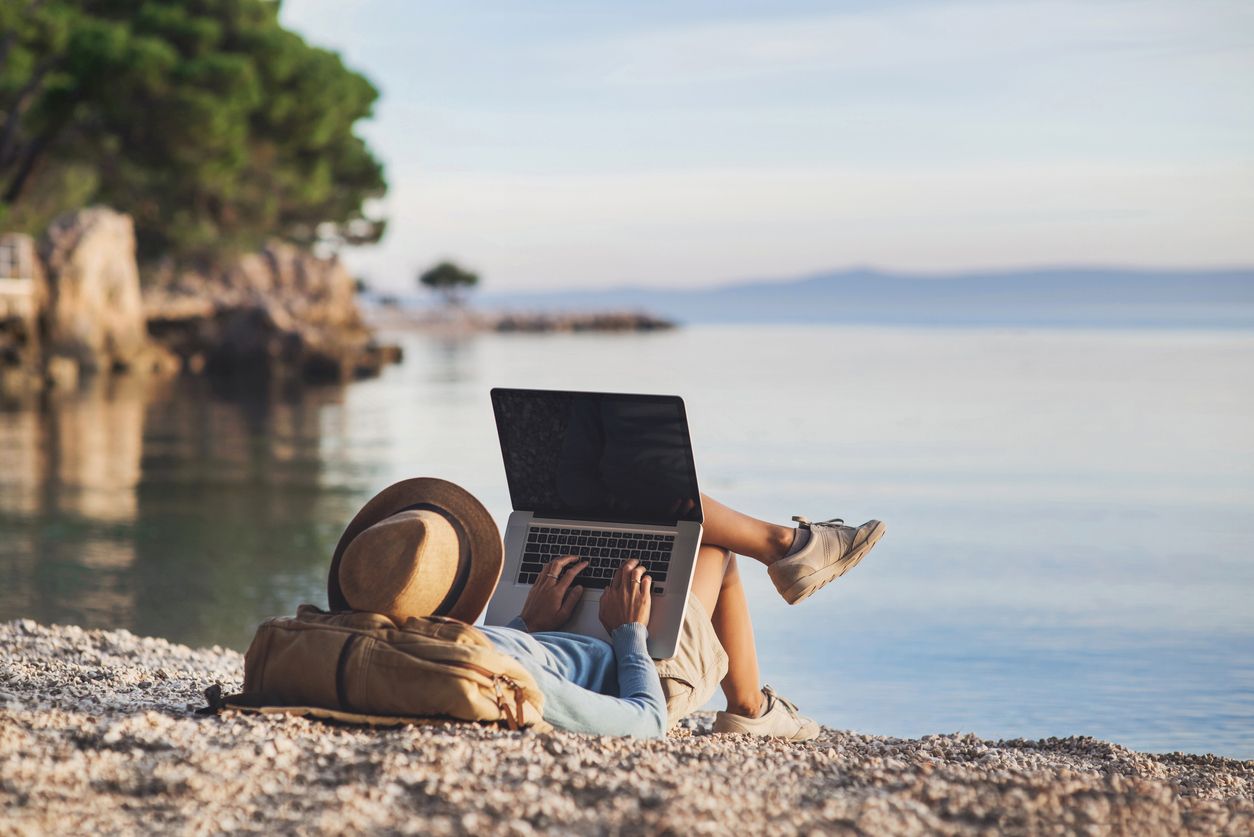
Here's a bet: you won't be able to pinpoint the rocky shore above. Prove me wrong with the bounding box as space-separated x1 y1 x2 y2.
2 620 1251 835
490 311 675 334
1 207 401 397
144 239 402 384
366 305 676 335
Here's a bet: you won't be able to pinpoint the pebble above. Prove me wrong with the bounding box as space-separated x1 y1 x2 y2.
1 620 1251 835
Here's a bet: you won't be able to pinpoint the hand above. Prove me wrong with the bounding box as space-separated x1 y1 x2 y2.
518 555 587 632
598 558 652 634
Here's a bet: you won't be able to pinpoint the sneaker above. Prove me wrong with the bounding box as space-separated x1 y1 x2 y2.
712 685 820 741
768 516 886 605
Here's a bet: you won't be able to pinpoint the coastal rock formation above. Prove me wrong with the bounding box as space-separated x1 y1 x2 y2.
492 311 675 333
146 241 398 383
0 233 47 392
367 304 677 335
40 208 149 373
1 619 1251 835
1 211 178 394
1 207 398 393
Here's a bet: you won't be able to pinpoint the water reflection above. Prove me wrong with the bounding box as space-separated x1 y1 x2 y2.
2 378 149 636
0 375 374 650
2 326 1253 757
425 333 478 384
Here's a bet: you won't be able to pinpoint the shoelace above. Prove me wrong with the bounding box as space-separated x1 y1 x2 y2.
761 684 800 718
792 515 844 529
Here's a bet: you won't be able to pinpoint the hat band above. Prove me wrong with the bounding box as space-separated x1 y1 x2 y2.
398 502 471 617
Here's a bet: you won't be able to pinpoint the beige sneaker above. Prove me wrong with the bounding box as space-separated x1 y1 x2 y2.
768 516 886 605
712 685 820 741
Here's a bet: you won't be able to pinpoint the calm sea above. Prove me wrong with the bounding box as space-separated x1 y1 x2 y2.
2 324 1252 758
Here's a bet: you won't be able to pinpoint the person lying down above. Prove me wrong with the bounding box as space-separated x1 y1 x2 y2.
328 479 886 739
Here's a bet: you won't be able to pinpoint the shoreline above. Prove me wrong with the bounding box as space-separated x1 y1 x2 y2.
362 304 677 335
2 620 1251 834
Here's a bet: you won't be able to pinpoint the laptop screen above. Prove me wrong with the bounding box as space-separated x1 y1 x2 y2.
491 388 703 525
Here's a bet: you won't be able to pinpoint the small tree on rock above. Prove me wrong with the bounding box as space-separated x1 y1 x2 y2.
418 261 479 307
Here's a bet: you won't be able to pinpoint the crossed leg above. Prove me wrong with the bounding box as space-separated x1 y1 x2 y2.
684 493 801 717
682 494 877 727
686 491 848 715
688 545 766 717
699 493 796 566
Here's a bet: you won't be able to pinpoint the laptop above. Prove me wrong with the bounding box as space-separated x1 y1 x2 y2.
483 388 704 659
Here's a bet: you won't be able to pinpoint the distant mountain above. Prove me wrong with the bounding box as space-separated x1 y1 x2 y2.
476 267 1254 328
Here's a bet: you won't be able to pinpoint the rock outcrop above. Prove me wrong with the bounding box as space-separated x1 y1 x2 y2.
40 209 149 372
0 233 47 392
0 207 398 395
2 211 177 395
145 241 399 384
367 305 677 335
492 311 675 333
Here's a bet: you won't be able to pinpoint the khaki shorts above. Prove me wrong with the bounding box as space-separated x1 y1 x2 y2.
654 596 728 729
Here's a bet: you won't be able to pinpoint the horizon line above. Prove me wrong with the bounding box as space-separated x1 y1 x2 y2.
455 262 1254 296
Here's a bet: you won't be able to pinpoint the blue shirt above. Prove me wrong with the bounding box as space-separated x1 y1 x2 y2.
479 618 667 738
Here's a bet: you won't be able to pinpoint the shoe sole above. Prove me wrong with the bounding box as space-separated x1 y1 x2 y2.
711 715 821 741
782 520 886 605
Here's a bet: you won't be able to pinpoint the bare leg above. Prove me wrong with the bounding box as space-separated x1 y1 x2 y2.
688 545 765 717
700 493 794 566
709 555 764 716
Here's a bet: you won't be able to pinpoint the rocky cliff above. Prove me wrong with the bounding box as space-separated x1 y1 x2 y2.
0 207 398 396
0 233 46 390
2 210 177 393
145 239 398 384
41 209 149 371
143 238 396 386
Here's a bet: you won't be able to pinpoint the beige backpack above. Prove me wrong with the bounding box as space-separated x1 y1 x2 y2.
203 604 549 730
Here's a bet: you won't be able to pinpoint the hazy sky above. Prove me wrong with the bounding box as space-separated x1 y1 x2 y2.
280 0 1254 291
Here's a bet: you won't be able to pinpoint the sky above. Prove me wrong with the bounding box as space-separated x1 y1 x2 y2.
279 0 1254 291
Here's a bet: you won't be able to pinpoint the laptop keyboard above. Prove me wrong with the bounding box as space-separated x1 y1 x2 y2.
518 525 675 593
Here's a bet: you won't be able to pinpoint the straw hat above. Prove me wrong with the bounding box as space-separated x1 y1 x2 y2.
327 478 503 624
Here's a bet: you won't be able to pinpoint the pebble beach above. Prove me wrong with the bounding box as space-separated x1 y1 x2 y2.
1 619 1251 835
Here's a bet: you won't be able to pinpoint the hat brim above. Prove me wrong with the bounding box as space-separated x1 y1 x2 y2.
328 478 503 624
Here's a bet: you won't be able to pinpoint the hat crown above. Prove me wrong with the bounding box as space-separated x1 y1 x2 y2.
337 509 464 623
327 478 504 624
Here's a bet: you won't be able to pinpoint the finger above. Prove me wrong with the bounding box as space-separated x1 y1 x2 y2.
555 560 589 592
630 564 646 586
549 554 579 573
614 558 638 588
543 554 577 582
559 585 584 618
640 574 652 598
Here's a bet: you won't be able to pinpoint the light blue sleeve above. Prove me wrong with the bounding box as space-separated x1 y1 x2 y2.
542 623 667 739
502 622 667 739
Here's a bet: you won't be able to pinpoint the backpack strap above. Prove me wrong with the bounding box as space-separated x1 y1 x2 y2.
492 675 533 731
196 683 270 716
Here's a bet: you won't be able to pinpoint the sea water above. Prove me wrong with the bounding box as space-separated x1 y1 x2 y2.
2 324 1252 757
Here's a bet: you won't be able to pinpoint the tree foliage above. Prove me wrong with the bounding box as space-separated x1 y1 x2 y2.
418 260 479 306
0 0 387 263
